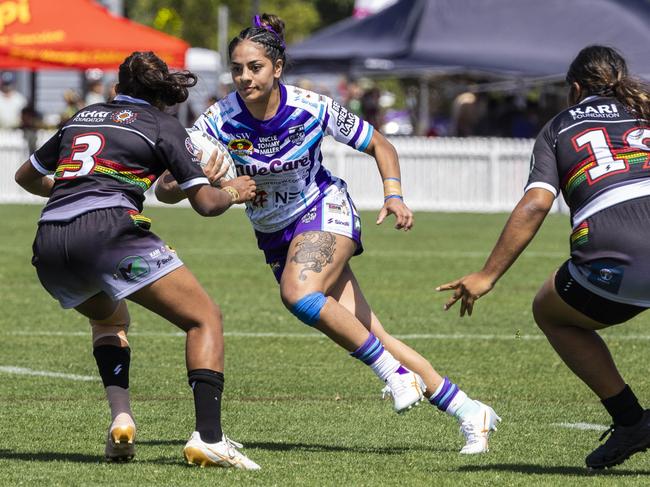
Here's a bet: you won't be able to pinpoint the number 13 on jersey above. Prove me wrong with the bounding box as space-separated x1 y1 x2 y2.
573 126 650 183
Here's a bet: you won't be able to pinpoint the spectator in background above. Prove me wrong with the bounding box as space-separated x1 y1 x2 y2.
20 103 43 154
510 101 541 138
0 72 27 129
107 83 117 102
206 94 218 108
85 79 106 106
346 81 364 116
59 89 84 127
450 92 479 137
361 86 382 130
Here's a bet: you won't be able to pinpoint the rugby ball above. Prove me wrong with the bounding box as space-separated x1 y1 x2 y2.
186 127 237 182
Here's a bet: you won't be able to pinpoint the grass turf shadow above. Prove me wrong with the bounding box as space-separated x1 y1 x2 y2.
140 439 455 454
0 440 454 465
458 463 650 477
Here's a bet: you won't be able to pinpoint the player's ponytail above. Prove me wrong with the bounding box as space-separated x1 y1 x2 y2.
228 13 286 67
116 51 198 109
566 45 650 121
612 76 650 122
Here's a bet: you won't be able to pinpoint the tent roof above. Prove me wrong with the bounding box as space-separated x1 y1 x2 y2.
0 0 188 69
289 0 650 79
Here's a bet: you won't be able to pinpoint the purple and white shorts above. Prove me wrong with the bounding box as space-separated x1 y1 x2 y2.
255 185 363 282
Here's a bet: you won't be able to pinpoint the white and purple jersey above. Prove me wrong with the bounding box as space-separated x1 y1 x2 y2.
192 84 374 233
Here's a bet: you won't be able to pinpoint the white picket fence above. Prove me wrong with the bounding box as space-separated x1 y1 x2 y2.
0 129 565 212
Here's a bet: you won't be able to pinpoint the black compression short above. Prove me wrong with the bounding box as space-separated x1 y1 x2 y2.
554 260 647 325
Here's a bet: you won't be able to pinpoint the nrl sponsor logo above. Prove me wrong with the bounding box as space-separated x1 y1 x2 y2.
288 124 305 145
327 217 350 227
569 104 619 120
228 138 253 156
112 109 138 124
117 255 150 282
257 135 280 155
73 110 110 123
237 156 311 177
331 101 356 136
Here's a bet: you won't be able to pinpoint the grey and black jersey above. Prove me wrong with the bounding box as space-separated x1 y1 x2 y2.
30 95 209 222
525 95 650 228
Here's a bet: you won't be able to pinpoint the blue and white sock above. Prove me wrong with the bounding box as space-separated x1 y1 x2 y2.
350 332 406 381
429 376 480 420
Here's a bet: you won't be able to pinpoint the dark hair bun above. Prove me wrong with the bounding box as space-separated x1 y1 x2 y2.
260 13 285 43
116 51 197 108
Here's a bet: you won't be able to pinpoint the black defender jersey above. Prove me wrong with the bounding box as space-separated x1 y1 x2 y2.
31 95 208 222
526 95 650 225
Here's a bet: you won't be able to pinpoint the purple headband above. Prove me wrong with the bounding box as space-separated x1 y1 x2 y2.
253 15 286 50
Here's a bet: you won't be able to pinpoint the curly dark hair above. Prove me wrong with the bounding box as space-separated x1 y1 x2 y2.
566 45 650 120
115 51 197 109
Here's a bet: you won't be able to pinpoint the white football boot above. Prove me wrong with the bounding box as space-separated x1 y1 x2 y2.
459 401 501 454
381 369 426 413
183 432 261 470
105 421 136 462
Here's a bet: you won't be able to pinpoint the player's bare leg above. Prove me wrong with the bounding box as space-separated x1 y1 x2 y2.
128 266 259 469
129 266 223 372
534 271 650 469
280 231 425 413
329 264 499 453
328 264 443 394
280 233 367 349
533 273 624 399
75 295 135 462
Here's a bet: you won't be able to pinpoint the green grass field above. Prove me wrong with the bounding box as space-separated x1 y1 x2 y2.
1 204 650 486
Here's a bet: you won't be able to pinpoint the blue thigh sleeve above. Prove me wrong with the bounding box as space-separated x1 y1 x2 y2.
291 292 327 326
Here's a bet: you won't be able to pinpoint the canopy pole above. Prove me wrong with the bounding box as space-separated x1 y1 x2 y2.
29 70 37 107
417 76 429 136
218 5 229 71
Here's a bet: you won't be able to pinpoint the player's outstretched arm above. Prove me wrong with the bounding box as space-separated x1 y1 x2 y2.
437 188 555 317
15 160 54 197
364 130 414 231
155 170 186 203
156 148 229 204
184 175 256 217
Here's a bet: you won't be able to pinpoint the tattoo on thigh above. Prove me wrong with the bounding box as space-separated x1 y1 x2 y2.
290 232 336 281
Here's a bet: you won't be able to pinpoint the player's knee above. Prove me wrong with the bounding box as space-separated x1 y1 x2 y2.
532 292 553 332
90 301 130 347
287 291 328 326
182 301 222 334
280 281 312 308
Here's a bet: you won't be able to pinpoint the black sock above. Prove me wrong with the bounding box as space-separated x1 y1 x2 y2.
602 384 644 426
93 345 130 389
188 369 224 443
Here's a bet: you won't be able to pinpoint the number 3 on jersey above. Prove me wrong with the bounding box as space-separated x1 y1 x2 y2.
59 133 105 179
573 126 650 183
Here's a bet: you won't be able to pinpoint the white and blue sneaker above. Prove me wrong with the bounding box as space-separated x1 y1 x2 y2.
459 401 501 454
184 431 260 470
381 368 426 413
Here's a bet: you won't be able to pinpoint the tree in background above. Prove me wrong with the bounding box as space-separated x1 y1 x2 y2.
124 0 352 50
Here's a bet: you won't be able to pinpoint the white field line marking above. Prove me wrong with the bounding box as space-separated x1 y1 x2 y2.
4 331 650 340
176 249 566 259
552 422 608 431
0 366 96 381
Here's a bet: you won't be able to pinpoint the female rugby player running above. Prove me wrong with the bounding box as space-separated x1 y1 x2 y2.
439 45 650 469
156 14 500 454
15 51 260 469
